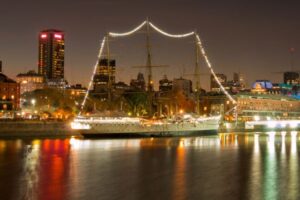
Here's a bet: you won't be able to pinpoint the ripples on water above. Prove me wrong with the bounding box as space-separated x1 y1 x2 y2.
0 132 299 200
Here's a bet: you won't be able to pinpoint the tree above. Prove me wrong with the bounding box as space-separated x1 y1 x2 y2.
123 91 148 116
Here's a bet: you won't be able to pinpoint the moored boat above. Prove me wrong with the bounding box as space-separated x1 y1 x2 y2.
71 114 221 138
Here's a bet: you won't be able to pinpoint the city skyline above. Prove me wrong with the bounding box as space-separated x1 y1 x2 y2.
1 0 300 90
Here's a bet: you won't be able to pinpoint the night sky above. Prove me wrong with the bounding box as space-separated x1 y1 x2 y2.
1 0 300 90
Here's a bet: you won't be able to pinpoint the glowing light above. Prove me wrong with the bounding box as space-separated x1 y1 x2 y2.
280 122 286 128
109 21 147 37
71 122 91 130
41 34 47 38
80 36 107 113
31 99 36 106
281 131 287 137
254 115 260 121
290 121 298 128
194 34 236 104
291 131 297 154
254 134 260 154
54 34 62 39
291 131 297 138
149 22 194 38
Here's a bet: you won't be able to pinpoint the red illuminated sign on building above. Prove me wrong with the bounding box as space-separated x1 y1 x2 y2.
54 34 62 39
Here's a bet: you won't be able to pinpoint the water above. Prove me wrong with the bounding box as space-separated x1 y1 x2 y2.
0 132 299 200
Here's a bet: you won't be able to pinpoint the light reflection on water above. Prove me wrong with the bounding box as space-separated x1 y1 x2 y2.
0 132 300 199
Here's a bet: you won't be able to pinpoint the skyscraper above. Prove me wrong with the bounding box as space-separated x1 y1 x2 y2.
38 29 65 82
93 58 116 92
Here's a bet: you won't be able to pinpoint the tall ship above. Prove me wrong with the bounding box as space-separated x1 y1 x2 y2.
71 20 231 137
71 115 221 137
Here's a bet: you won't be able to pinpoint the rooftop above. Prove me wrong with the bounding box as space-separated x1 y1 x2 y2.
0 73 16 83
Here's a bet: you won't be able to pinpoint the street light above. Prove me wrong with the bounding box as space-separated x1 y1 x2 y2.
31 99 36 106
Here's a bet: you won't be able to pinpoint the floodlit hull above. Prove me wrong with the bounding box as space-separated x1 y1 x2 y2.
71 116 220 138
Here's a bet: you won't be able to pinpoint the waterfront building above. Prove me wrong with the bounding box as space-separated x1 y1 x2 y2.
211 74 227 92
283 71 299 85
0 67 20 110
38 29 65 86
16 70 44 94
93 58 116 92
199 94 229 117
130 73 146 91
236 93 300 121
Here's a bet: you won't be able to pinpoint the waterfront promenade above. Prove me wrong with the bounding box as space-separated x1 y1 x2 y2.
0 120 80 137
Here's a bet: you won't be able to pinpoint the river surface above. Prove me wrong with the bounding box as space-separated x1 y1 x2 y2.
0 132 300 200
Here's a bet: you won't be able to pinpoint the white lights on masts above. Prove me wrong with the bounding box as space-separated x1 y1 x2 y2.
79 20 237 113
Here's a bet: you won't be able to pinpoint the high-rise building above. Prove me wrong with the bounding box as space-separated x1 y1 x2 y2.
38 29 65 82
93 58 116 92
283 71 299 85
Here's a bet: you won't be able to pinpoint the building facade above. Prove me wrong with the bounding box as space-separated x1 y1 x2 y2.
16 70 44 94
236 93 300 121
93 58 116 92
38 29 65 83
0 70 20 110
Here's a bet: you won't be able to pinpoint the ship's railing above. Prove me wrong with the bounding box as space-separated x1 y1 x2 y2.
73 117 141 124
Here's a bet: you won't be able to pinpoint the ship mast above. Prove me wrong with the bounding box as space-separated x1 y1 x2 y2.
146 19 153 92
146 19 154 116
194 32 201 115
106 32 112 102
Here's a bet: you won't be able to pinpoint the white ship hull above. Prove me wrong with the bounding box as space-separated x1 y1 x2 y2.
71 116 221 137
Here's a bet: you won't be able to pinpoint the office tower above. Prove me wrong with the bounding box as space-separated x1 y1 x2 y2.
93 58 116 92
38 29 65 82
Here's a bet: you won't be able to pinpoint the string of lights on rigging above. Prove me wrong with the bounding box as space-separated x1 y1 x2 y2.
79 20 237 113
